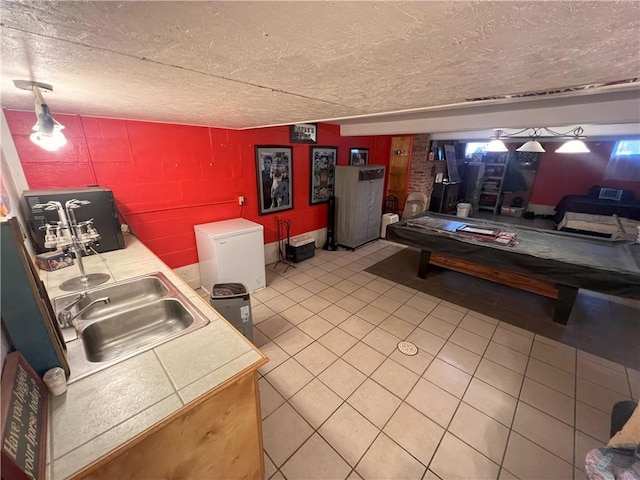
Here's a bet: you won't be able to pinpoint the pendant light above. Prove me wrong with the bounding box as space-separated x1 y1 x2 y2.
555 128 590 153
516 140 546 153
486 130 508 152
487 126 589 154
486 139 508 152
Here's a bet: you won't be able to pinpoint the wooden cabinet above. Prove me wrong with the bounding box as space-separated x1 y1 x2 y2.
429 182 461 214
74 368 265 480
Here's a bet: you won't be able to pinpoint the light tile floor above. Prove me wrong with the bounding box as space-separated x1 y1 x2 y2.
200 241 639 480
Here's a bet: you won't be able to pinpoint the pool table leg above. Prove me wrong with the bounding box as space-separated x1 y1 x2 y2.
418 250 432 279
553 285 579 325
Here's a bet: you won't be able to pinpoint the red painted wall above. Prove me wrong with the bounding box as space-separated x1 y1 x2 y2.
528 141 640 207
4 110 392 268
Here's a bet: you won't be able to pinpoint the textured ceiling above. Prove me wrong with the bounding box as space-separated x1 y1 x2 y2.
1 1 639 129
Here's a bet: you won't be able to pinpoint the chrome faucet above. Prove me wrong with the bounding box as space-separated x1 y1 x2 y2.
57 293 111 328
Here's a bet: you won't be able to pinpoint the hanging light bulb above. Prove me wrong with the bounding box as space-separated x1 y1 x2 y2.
13 80 67 152
30 86 66 151
30 117 67 151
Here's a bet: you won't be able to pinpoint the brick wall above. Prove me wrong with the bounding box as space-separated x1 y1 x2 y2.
407 133 447 209
407 134 431 194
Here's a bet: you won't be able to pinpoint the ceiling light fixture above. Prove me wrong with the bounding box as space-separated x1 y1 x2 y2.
486 130 508 152
13 80 67 152
554 138 590 154
516 140 546 153
486 126 590 154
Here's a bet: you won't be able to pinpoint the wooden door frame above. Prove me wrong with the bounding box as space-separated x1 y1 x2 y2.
387 136 414 211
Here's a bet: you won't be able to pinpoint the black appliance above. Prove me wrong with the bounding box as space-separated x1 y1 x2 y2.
429 181 462 214
22 187 125 254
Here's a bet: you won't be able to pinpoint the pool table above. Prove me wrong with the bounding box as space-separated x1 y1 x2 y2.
386 212 640 324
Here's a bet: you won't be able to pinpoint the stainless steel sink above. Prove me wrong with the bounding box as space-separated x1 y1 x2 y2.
54 272 210 382
81 299 195 362
74 276 169 320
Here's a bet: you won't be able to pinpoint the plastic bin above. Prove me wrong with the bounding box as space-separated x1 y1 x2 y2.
210 283 253 342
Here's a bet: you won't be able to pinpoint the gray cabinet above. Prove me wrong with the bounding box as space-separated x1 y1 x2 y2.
335 165 385 249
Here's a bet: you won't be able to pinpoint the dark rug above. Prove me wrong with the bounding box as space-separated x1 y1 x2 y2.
366 247 640 370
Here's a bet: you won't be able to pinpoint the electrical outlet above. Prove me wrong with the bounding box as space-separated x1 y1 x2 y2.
238 196 245 205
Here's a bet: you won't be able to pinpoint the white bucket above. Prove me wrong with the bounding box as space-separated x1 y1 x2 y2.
456 203 472 218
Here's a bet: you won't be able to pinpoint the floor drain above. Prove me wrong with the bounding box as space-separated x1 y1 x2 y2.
397 341 418 356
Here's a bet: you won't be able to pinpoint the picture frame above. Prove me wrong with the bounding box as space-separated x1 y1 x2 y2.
290 123 317 144
309 146 337 205
255 146 294 215
598 188 623 201
349 148 369 166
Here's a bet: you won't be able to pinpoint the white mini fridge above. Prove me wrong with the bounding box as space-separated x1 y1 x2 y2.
195 219 266 295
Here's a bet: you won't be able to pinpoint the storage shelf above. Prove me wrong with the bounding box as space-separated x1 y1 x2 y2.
474 159 508 215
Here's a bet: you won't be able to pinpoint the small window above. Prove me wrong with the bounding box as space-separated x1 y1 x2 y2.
605 139 640 181
612 140 640 157
465 142 490 159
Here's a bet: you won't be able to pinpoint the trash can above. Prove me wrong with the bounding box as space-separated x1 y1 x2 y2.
210 283 253 342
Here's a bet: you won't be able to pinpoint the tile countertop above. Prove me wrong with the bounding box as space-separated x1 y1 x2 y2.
39 235 267 480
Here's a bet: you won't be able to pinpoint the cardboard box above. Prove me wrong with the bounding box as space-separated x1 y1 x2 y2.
501 206 525 217
35 251 74 271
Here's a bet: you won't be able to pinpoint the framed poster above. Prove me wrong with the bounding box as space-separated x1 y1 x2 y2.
255 146 293 215
309 146 337 205
349 148 369 165
290 123 317 144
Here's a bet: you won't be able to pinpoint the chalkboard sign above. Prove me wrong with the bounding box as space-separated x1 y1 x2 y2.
1 352 48 480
